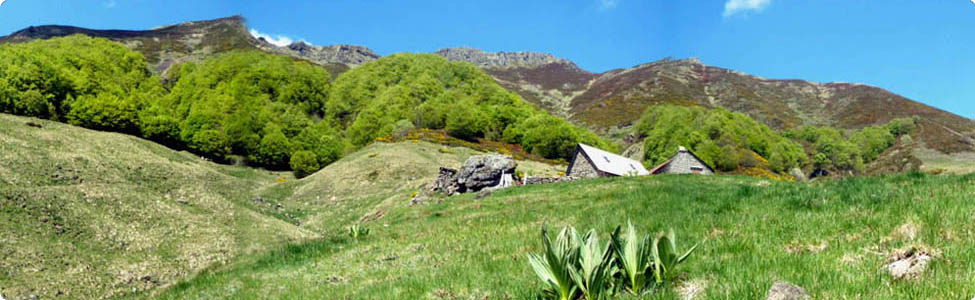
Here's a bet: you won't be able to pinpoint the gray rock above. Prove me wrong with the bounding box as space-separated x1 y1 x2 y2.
789 168 807 182
765 281 810 300
434 47 572 68
455 155 516 193
433 167 459 195
886 247 934 280
260 41 380 66
432 155 517 196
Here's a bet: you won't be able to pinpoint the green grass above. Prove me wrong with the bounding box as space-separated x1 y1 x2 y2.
0 114 321 299
149 172 975 299
0 113 563 299
3 112 973 299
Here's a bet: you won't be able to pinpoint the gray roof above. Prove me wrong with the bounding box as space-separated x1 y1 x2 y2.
577 144 650 176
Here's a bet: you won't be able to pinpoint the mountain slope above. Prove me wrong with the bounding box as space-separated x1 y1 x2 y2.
436 53 975 155
0 113 317 299
0 16 378 76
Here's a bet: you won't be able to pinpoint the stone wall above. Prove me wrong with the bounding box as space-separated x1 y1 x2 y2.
525 176 577 185
567 151 600 178
658 152 713 175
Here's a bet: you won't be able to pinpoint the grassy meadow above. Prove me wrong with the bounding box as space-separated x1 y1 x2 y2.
149 172 975 299
0 112 561 299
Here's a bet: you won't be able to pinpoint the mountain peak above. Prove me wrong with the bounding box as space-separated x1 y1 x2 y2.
434 47 575 69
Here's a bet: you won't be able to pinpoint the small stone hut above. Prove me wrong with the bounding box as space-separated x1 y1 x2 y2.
649 146 714 175
566 144 650 178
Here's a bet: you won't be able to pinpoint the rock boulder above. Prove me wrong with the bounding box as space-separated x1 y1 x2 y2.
455 155 516 192
765 281 810 300
432 155 516 195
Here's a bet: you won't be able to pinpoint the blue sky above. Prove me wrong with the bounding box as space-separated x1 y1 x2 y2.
0 0 973 118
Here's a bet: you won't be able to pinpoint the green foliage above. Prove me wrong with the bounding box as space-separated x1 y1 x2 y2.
0 37 611 172
0 35 163 131
609 221 653 294
329 53 609 160
504 114 611 160
569 230 617 300
796 126 863 171
293 122 345 167
793 118 914 172
160 50 332 168
290 150 320 178
256 126 294 169
348 224 370 241
650 229 698 285
885 117 917 136
635 105 805 173
530 222 699 299
528 227 580 300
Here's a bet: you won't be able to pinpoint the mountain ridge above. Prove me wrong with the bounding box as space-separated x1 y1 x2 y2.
0 16 378 76
2 16 971 154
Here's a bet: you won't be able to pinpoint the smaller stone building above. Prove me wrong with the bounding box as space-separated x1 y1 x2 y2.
649 146 714 175
566 144 650 178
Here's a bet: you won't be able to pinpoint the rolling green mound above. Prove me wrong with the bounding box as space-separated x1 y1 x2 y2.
0 113 317 299
0 113 563 299
258 140 563 234
151 172 974 299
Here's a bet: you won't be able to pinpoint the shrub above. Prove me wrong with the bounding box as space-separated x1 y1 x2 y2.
290 150 320 178
255 127 294 169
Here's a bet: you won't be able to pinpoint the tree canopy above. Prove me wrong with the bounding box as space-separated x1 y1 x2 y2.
635 105 806 173
0 35 164 134
0 37 610 175
328 53 610 159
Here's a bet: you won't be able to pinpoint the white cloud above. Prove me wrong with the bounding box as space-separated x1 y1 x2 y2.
599 0 618 10
103 0 117 8
248 29 303 47
723 0 771 17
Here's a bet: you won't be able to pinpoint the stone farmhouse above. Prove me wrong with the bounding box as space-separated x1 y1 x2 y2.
566 144 650 178
650 146 714 175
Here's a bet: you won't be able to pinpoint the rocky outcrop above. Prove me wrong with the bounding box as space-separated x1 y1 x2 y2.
456 155 516 191
433 155 516 195
435 47 573 69
433 167 460 195
260 41 379 67
0 16 381 74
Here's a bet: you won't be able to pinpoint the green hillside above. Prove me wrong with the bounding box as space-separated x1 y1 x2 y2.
0 36 607 178
0 113 316 299
150 171 975 299
0 112 562 299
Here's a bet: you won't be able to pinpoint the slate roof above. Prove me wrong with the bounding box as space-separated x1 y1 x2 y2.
576 143 650 176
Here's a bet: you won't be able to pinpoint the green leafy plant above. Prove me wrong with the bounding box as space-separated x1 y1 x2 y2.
348 224 370 241
610 221 653 294
528 227 580 300
569 229 617 300
650 229 699 284
529 223 699 299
